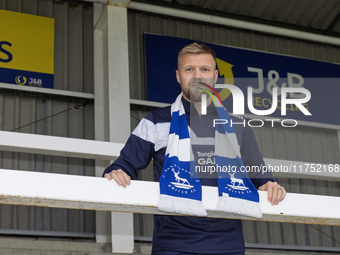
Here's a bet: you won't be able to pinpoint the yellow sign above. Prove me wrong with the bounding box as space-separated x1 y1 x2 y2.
0 10 54 87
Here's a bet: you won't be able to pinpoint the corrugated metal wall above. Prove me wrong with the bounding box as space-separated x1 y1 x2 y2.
127 10 340 249
0 0 95 236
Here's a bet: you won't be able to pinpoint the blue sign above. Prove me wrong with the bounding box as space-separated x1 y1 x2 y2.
145 34 340 125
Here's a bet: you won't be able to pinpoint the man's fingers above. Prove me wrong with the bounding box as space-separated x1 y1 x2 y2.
116 172 130 187
271 183 285 205
266 182 274 204
115 169 131 187
112 171 126 187
265 181 279 205
122 172 131 186
258 181 286 205
278 186 286 203
104 173 112 180
272 188 279 205
105 169 131 188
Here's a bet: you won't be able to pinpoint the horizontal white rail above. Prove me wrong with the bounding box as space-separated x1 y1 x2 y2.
0 82 94 100
0 131 338 181
0 169 339 226
0 131 124 160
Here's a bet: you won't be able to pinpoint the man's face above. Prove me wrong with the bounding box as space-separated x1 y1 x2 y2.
176 53 218 102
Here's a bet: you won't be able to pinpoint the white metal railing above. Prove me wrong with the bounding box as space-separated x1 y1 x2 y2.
0 82 94 100
0 130 123 160
1 168 340 226
0 130 340 251
0 130 338 181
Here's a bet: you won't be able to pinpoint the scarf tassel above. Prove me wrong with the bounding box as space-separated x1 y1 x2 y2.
158 195 208 216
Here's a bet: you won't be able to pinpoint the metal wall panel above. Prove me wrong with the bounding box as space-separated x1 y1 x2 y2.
253 125 340 164
0 97 95 236
0 0 95 237
127 10 340 249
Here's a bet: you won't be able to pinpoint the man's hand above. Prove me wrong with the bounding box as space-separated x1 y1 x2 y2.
258 181 286 205
104 169 131 188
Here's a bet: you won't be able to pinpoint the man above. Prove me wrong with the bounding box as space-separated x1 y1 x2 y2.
104 42 286 255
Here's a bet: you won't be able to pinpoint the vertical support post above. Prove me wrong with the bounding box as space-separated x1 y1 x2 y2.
107 4 134 254
94 2 111 245
93 1 133 253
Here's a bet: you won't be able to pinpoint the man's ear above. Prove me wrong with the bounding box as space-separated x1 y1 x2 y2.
214 69 218 83
176 70 180 84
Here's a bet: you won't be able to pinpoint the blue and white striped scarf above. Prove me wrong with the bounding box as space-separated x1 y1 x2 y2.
158 93 262 218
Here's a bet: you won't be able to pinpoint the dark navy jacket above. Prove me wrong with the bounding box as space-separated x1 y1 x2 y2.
103 97 274 253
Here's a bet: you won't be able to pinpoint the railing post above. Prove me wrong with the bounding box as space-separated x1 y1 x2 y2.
94 1 133 253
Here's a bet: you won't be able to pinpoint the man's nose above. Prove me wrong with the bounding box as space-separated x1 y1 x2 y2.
193 69 203 78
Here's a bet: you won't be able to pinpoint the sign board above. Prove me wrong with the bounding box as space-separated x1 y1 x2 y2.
0 10 54 88
145 34 340 125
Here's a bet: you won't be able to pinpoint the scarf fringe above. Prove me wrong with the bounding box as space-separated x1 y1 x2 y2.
158 194 208 216
216 196 262 218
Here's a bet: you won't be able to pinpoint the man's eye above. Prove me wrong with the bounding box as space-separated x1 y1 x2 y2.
185 68 193 72
203 68 210 72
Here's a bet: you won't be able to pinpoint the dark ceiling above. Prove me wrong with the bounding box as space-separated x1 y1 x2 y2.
133 0 340 37
61 0 340 37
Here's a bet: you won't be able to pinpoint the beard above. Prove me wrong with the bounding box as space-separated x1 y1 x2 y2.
181 79 213 102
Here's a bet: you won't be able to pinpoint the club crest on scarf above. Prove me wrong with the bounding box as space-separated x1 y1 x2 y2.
169 164 194 190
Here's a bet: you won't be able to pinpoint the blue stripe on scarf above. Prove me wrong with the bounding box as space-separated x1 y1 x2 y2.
169 111 190 139
215 107 235 134
214 105 259 204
